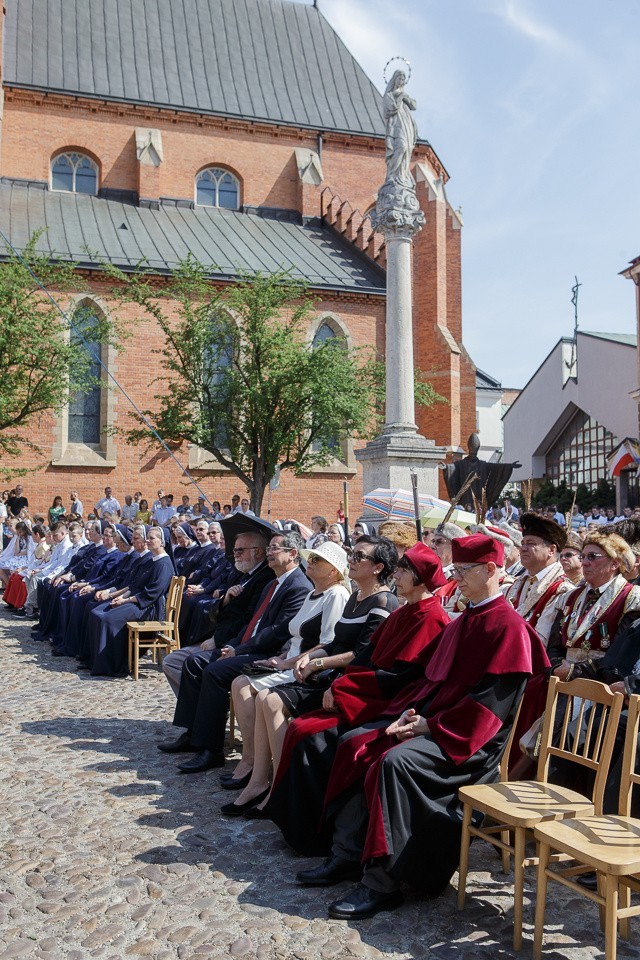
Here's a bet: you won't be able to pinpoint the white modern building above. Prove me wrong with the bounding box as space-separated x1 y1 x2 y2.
503 331 637 492
476 368 520 463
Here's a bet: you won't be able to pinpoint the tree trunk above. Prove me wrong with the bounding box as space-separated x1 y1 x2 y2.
251 474 267 517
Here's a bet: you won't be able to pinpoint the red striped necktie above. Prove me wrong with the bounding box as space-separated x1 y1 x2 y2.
239 580 278 644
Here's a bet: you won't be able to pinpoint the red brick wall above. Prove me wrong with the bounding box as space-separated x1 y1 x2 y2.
7 282 383 521
0 88 473 519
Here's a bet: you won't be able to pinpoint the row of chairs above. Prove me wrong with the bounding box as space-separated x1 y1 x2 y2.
126 587 640 957
457 675 640 960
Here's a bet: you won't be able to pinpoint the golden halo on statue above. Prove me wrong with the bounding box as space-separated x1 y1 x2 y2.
383 57 412 84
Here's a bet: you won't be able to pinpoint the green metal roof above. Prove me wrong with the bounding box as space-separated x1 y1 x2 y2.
4 0 388 137
0 181 386 292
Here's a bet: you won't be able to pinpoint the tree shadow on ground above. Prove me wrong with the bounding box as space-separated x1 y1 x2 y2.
13 622 601 960
19 711 567 958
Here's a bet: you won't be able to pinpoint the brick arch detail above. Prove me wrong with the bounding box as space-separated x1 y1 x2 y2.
308 311 353 350
194 163 243 206
50 145 102 178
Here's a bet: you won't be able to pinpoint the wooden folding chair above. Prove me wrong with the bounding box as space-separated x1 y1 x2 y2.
533 693 640 960
127 575 185 680
457 676 625 949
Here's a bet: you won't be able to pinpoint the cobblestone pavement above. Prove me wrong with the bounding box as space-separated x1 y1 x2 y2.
0 605 634 960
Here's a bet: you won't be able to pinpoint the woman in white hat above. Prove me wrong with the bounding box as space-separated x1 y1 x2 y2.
220 540 351 813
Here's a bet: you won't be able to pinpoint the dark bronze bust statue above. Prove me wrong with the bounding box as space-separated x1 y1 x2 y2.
442 434 521 506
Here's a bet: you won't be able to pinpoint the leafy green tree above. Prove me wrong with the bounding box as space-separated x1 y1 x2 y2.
112 261 443 514
0 236 113 470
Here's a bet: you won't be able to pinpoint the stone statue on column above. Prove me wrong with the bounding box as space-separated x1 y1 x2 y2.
371 69 425 235
356 61 445 501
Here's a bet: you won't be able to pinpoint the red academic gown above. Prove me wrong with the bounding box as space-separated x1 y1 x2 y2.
323 594 550 894
266 595 449 855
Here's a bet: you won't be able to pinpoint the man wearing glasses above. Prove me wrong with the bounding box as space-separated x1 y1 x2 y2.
161 530 272 696
547 530 640 682
430 522 466 611
160 532 309 771
304 534 549 920
504 513 572 643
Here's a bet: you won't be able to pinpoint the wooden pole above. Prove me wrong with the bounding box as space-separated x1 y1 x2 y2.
410 471 423 540
343 479 350 544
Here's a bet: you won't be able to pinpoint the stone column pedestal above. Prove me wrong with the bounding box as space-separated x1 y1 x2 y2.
355 434 447 524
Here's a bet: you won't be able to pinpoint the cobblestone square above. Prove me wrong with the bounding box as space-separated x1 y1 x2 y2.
0 607 631 959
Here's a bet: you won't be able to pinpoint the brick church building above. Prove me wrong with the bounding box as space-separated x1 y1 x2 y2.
0 0 475 517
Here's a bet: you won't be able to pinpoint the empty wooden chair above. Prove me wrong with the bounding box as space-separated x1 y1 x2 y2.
457 676 625 949
533 693 640 960
127 575 185 680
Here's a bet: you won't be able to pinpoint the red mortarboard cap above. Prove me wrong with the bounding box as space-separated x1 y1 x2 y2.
451 533 504 567
403 542 447 590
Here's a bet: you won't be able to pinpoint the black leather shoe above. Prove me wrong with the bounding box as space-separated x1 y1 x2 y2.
178 750 225 773
220 770 253 790
51 648 67 657
157 731 194 753
577 871 599 890
296 855 363 887
220 787 270 817
328 884 403 920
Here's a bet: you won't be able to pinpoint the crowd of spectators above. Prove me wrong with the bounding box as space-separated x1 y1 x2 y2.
0 484 265 547
3 478 640 927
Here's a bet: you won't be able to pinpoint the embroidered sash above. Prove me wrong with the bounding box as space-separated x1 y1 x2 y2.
561 578 634 654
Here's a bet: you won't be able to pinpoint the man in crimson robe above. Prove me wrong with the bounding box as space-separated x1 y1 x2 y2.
296 534 549 921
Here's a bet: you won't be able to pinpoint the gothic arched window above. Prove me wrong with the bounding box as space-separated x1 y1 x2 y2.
195 168 240 210
67 303 104 444
51 152 99 195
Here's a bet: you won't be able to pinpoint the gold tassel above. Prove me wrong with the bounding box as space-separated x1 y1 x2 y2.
521 478 533 513
565 490 577 532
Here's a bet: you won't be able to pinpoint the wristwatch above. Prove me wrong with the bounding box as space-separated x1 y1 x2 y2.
313 658 324 670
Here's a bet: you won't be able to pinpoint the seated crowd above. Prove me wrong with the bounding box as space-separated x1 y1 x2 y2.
3 480 640 923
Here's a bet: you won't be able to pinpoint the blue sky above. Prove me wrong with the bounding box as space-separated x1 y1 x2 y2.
307 0 640 388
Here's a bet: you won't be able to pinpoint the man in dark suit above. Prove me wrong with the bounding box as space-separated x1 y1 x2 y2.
161 530 274 696
159 531 310 772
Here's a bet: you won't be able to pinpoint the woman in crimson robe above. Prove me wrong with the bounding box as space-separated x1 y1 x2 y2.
266 542 450 854
296 535 550 921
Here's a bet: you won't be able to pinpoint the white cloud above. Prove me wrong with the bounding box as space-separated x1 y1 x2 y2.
501 0 571 50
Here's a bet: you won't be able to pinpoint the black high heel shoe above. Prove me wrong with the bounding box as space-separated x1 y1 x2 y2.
220 787 270 817
220 769 252 790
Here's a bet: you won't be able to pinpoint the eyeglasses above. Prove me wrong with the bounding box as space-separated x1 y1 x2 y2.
350 550 374 564
559 552 580 560
233 546 259 555
266 545 291 555
307 556 328 565
432 537 448 546
579 552 609 562
452 563 484 578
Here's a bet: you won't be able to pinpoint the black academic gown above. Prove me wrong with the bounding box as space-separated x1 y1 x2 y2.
47 549 124 646
63 550 146 659
323 597 547 895
33 544 105 639
84 553 173 676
